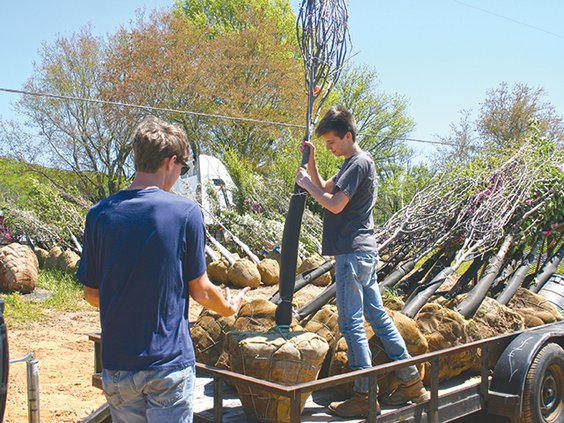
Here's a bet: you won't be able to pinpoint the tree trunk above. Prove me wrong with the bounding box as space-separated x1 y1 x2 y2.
497 240 541 305
402 266 455 318
455 232 516 318
529 245 564 293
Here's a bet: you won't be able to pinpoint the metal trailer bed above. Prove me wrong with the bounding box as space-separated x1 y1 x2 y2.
85 321 564 423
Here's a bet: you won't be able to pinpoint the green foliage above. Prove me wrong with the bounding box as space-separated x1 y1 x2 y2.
177 0 295 42
0 157 87 243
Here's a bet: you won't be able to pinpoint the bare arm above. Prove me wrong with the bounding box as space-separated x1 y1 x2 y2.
301 140 335 193
189 273 249 317
296 167 350 214
83 286 100 308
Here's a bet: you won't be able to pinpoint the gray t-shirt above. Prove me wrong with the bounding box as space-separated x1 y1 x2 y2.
322 150 378 256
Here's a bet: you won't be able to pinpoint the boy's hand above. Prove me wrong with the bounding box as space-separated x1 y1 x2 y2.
225 286 250 314
295 166 312 189
300 139 316 155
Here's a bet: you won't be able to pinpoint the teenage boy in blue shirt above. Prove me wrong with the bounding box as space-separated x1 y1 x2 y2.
78 116 248 423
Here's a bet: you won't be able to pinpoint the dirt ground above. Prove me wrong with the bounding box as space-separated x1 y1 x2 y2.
5 308 105 423
3 284 326 422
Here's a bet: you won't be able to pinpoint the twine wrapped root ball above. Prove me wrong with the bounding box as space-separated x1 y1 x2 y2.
257 258 279 286
0 243 39 294
34 248 49 268
416 302 475 383
297 253 332 287
226 330 329 423
191 309 235 366
439 295 524 372
508 288 563 327
45 246 63 270
207 257 230 284
328 309 428 396
58 249 80 274
228 258 261 289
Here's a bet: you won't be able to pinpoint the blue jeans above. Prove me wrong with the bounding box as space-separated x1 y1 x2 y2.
102 365 195 423
335 252 419 393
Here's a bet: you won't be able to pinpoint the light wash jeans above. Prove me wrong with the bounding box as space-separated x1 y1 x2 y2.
102 365 196 423
335 252 419 394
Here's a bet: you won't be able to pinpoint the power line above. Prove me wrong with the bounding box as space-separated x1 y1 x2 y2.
449 0 564 40
0 86 456 146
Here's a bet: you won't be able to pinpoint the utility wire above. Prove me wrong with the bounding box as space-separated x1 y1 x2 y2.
449 0 564 40
0 86 456 147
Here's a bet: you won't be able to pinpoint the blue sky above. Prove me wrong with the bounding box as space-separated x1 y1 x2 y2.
1 1 563 159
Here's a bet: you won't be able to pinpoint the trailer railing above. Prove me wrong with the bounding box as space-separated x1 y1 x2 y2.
88 321 564 422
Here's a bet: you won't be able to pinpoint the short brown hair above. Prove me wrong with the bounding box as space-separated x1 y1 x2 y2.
132 116 190 173
315 106 357 141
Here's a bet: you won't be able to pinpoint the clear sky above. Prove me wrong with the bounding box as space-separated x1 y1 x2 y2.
1 1 563 159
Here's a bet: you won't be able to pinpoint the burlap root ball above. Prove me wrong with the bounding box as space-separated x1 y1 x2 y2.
226 330 329 423
207 258 230 284
416 302 474 384
58 249 80 274
257 258 279 286
0 243 39 294
34 248 49 268
45 246 63 270
235 298 302 333
191 309 235 366
508 288 563 327
304 304 340 348
297 253 332 287
268 250 302 274
439 295 525 372
228 258 261 288
329 308 428 396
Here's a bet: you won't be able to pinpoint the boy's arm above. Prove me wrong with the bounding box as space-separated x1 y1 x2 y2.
301 141 334 193
189 273 249 317
296 168 350 214
83 286 99 308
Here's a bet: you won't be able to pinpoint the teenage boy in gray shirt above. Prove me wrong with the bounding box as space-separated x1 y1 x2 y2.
295 106 429 418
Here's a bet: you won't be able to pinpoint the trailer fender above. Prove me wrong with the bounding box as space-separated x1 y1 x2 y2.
488 322 564 417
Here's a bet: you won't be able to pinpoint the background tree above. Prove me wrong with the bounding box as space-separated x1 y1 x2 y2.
434 109 481 167
14 28 135 201
478 82 564 148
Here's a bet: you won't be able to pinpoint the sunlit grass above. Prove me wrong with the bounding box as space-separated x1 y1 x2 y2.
1 268 86 328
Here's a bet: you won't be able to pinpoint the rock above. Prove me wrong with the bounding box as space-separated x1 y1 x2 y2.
207 258 230 284
227 258 261 289
58 249 80 274
226 330 329 423
257 258 279 286
0 243 39 294
45 246 63 270
34 248 49 268
297 253 332 287
191 309 235 366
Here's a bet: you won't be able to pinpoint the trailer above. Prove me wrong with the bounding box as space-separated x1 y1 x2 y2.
84 320 564 423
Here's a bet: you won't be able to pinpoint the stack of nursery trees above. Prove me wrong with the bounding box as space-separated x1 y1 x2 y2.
192 128 563 421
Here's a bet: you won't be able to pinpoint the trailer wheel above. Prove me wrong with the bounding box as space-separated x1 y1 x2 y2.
512 343 564 423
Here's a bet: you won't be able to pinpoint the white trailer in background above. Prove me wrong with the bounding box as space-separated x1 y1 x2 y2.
172 155 236 223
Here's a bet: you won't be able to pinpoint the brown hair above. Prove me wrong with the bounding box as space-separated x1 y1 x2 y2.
315 106 357 141
132 116 190 173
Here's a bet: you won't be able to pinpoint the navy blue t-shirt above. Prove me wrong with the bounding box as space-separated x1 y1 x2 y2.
77 188 207 371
